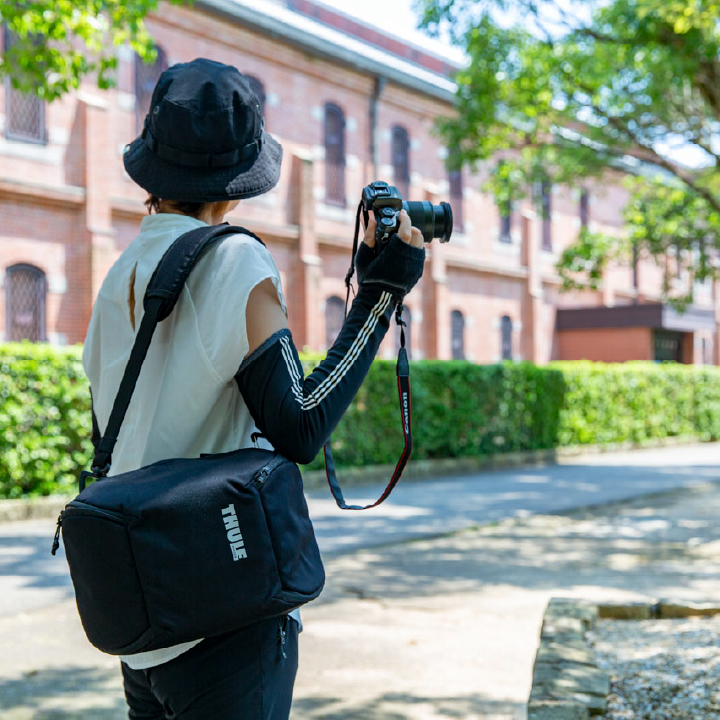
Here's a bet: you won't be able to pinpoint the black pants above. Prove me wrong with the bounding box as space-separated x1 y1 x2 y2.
121 615 299 719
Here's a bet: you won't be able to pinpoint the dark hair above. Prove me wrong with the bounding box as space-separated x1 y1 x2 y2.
145 195 208 218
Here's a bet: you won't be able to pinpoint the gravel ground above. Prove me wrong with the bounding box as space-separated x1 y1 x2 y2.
587 616 720 719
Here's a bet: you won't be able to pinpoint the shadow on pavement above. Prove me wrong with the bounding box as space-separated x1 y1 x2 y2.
316 480 720 606
0 532 71 588
292 692 525 719
308 462 720 554
0 666 126 719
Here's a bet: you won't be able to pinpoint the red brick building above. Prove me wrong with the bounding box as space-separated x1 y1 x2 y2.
1 0 717 365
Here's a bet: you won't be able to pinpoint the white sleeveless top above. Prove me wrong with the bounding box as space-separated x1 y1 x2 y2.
82 212 299 670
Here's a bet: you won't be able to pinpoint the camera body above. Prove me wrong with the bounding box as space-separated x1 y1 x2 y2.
361 181 453 256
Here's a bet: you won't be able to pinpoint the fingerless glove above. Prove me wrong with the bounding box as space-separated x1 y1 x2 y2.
354 234 425 301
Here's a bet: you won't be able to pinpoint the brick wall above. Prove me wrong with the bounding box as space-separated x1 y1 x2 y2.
558 327 653 363
0 1 715 364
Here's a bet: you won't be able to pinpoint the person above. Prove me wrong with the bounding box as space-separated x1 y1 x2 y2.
82 57 425 719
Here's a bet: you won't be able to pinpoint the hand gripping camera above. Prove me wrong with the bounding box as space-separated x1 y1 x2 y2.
361 181 453 256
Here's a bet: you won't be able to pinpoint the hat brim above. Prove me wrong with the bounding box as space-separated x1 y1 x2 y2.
123 132 283 203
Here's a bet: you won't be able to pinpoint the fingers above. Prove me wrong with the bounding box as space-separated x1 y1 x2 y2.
410 226 424 248
398 210 424 248
361 214 376 248
363 211 424 250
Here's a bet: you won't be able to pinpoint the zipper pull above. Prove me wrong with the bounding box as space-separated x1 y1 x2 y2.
254 466 270 486
278 618 288 659
51 514 63 556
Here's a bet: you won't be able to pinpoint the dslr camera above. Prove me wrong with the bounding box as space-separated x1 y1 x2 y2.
361 181 453 256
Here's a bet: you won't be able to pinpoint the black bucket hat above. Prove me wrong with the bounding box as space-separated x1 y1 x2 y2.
123 58 282 202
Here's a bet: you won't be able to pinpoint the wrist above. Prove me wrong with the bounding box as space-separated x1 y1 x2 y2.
353 283 402 312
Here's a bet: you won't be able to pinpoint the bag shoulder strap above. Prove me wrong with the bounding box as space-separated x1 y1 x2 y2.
91 223 261 475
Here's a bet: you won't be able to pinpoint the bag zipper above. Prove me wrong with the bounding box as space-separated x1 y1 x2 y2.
278 615 288 659
65 500 128 523
253 454 286 487
254 467 270 486
51 514 63 556
51 501 128 556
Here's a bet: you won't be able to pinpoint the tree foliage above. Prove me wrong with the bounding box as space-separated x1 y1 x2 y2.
0 0 186 101
416 0 720 304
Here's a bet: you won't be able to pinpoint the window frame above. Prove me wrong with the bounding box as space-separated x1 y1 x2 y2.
324 102 346 207
448 166 464 233
451 309 465 360
540 180 552 251
134 46 169 135
391 125 410 200
6 263 47 343
500 315 513 361
324 295 346 348
496 161 513 243
579 188 589 229
3 26 46 145
499 202 512 243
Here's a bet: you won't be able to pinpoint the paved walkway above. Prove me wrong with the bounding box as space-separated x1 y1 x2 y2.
1 443 719 718
306 442 720 553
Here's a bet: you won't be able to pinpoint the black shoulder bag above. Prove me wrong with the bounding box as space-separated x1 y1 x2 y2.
51 224 414 656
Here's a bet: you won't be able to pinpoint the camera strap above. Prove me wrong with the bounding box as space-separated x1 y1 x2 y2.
320 204 413 510
321 309 412 510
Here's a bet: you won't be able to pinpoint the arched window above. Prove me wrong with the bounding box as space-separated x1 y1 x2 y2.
579 188 589 229
6 264 46 342
325 296 345 348
451 310 465 360
494 161 513 243
135 46 169 133
4 27 45 143
500 315 513 361
540 180 552 250
395 305 412 359
245 75 266 119
391 125 410 199
324 103 346 206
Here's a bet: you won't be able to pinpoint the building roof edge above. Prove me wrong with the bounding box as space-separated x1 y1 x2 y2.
196 0 457 103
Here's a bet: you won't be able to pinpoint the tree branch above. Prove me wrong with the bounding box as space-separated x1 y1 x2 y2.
566 76 720 214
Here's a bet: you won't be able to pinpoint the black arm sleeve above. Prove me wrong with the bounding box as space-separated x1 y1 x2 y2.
234 284 398 465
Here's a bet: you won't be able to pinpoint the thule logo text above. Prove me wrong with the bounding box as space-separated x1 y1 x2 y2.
221 504 247 561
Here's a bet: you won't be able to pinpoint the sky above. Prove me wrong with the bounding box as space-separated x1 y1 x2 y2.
328 0 468 65
329 0 707 168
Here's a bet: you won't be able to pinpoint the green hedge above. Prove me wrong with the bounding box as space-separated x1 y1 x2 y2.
1 343 93 498
3 341 720 498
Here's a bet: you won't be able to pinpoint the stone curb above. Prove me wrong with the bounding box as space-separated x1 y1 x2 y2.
0 436 708 523
598 599 720 619
0 495 69 524
528 598 607 719
527 598 720 719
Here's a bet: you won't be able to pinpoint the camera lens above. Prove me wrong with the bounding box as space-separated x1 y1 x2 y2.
402 201 453 244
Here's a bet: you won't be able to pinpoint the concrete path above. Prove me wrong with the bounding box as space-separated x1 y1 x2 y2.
1 443 719 718
306 442 720 553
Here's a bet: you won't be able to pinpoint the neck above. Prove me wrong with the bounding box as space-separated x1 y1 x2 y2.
157 200 234 225
196 205 228 225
